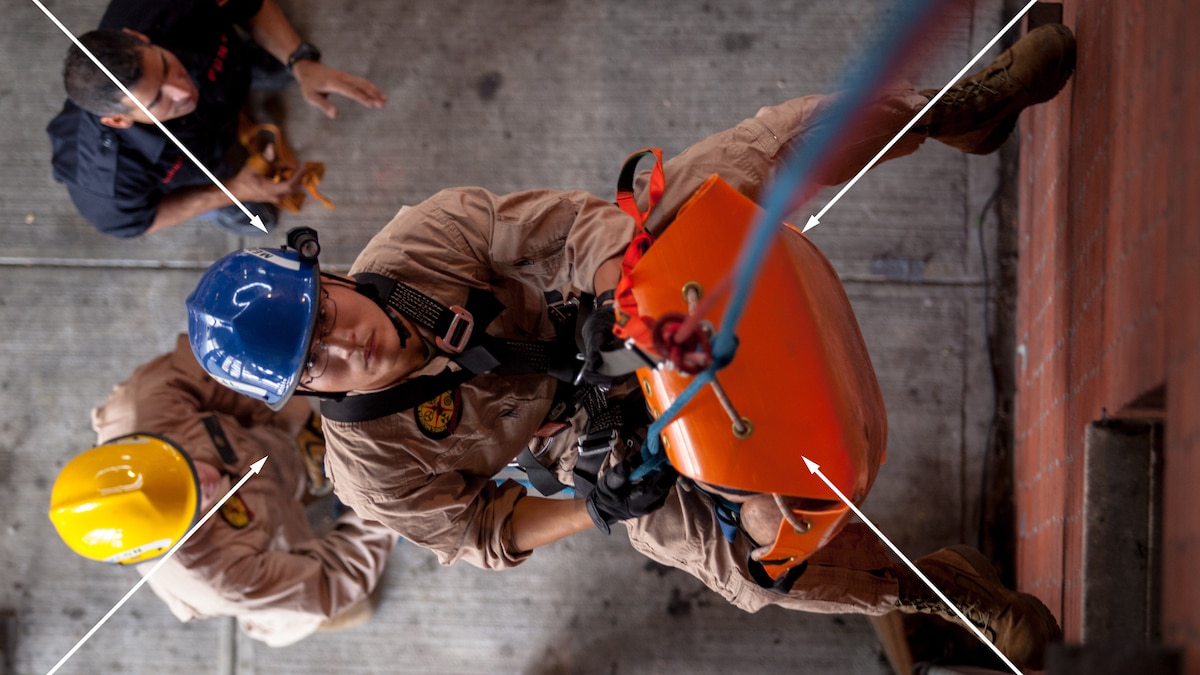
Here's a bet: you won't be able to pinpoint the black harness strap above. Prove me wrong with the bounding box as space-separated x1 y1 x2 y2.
320 367 477 423
320 274 576 424
515 447 569 496
377 277 503 353
201 415 238 465
747 557 809 594
356 272 568 377
511 389 651 499
380 278 488 336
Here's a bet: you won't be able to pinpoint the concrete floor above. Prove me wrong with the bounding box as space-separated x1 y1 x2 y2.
1 1 1011 673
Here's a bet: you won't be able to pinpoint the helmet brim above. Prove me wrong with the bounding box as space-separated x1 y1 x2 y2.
273 271 321 410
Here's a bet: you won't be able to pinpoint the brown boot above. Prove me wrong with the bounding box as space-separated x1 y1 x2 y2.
923 23 1077 154
894 545 1062 671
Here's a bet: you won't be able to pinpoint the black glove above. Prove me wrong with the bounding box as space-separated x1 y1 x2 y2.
580 295 626 387
585 458 679 534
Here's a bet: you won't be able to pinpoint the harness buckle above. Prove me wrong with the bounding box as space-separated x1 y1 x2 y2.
577 429 619 459
546 295 579 327
436 305 474 354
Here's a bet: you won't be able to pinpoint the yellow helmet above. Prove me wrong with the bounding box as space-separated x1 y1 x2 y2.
49 434 200 565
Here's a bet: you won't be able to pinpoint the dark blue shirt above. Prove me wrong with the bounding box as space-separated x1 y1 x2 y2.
46 0 264 238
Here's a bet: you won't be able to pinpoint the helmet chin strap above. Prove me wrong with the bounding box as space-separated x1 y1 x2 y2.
383 305 413 349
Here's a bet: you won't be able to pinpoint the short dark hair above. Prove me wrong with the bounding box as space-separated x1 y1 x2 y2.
63 30 147 115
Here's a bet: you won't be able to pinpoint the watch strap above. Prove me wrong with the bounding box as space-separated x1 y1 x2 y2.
287 42 322 74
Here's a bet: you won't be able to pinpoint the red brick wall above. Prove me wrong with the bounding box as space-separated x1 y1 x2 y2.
1015 0 1200 668
1160 0 1200 667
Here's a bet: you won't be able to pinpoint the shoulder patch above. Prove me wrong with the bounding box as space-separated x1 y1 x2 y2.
414 388 462 440
220 494 253 529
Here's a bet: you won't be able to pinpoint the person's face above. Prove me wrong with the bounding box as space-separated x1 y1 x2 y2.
121 44 199 123
100 32 198 127
298 280 415 394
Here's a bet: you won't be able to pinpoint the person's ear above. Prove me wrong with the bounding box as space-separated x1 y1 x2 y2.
121 28 151 43
99 114 135 129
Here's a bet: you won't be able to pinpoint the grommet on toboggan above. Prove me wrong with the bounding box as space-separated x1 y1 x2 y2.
611 148 887 582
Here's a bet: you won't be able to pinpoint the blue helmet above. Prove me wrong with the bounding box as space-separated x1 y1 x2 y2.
186 247 319 410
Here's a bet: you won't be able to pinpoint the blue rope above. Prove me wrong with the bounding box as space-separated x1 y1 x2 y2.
714 0 947 356
633 0 947 482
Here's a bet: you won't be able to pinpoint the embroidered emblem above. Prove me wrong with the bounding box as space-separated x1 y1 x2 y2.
414 388 462 440
220 494 253 529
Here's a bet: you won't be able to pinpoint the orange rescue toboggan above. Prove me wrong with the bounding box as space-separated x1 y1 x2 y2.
611 149 888 582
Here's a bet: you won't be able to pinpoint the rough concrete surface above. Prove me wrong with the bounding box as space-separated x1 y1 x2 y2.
1 1 1010 673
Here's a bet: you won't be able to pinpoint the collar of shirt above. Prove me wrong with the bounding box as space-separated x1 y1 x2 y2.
108 116 172 164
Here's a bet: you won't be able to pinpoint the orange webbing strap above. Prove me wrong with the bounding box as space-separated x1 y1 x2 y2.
612 148 664 346
238 123 335 214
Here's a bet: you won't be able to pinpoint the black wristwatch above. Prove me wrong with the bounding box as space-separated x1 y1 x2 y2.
286 41 322 75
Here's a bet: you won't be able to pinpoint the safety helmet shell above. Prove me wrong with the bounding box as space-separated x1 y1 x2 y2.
186 248 319 410
48 434 200 565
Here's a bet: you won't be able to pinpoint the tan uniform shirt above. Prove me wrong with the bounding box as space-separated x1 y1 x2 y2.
325 92 927 614
93 335 399 646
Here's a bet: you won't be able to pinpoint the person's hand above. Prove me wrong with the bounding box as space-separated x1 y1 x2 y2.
228 160 303 203
291 60 387 119
585 458 679 534
580 295 626 387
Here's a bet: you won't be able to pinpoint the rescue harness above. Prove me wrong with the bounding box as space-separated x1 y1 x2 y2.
314 266 647 500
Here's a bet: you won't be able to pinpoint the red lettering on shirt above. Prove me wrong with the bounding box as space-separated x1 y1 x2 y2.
162 155 184 184
207 37 231 82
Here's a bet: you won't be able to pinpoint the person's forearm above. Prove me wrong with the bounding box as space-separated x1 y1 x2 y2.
592 256 623 296
146 185 233 234
246 0 303 65
510 496 594 553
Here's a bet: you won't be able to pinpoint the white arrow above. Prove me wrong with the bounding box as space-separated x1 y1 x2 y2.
804 0 1041 233
801 456 1021 675
30 0 267 233
46 457 268 675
